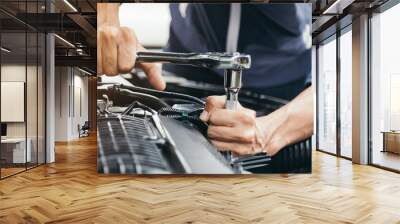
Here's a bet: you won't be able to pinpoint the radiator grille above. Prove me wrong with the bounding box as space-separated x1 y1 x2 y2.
97 114 170 174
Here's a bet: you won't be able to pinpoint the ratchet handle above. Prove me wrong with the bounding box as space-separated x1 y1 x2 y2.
136 51 221 68
136 51 251 70
136 51 198 64
225 95 240 164
226 97 239 111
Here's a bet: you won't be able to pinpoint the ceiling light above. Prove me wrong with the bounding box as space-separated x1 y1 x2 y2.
322 0 354 15
323 1 340 14
1 47 11 53
63 0 78 12
54 34 75 48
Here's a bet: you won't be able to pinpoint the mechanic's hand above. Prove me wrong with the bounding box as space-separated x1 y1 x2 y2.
199 96 266 155
97 3 165 90
200 88 314 156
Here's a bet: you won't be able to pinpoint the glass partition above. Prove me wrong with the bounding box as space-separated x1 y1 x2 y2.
0 1 46 179
339 29 352 158
317 36 337 154
370 3 400 171
1 30 28 177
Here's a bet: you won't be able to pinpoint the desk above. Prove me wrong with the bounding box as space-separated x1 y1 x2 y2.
1 138 31 164
382 131 400 154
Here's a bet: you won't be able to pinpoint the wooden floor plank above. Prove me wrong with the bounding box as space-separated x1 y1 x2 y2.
0 135 399 223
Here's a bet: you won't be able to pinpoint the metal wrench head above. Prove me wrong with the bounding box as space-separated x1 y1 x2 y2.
198 52 251 70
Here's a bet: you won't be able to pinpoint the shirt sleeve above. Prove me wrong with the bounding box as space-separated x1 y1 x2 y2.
304 71 312 87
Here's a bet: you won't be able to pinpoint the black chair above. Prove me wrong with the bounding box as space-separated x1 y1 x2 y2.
79 121 90 138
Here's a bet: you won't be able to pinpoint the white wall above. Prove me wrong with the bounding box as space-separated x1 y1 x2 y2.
1 63 46 164
1 64 28 138
72 73 89 138
55 66 69 141
54 67 89 141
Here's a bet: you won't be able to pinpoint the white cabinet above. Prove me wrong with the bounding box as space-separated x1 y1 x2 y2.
1 138 32 163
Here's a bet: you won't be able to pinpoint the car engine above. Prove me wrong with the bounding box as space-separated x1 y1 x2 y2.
97 72 311 174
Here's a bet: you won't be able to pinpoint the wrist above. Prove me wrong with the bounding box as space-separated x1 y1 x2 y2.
98 3 120 27
256 105 289 141
255 105 290 155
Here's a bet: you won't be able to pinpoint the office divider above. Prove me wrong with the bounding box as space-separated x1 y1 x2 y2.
0 0 47 179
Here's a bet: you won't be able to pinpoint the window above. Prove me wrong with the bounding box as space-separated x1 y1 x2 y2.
339 29 352 158
317 36 337 154
370 3 400 171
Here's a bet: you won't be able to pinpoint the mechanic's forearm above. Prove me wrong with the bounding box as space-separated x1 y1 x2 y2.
97 3 120 26
258 87 314 155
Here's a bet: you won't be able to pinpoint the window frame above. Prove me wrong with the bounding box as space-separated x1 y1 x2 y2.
315 22 353 160
367 0 400 173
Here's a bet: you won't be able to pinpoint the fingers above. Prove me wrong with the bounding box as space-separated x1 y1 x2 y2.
201 102 259 156
141 62 165 90
99 26 119 76
97 26 166 90
200 95 251 122
206 109 256 143
136 52 165 90
117 27 137 73
204 95 226 112
199 95 228 122
207 109 255 127
210 140 254 155
208 125 256 143
98 26 135 76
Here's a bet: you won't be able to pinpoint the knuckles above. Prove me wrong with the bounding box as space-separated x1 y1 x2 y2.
98 26 137 76
118 52 135 73
206 96 219 110
239 111 256 126
99 26 120 41
237 129 256 143
118 63 134 74
120 27 135 39
205 95 225 111
206 126 216 139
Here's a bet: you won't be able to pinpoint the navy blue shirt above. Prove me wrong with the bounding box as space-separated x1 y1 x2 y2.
164 3 312 99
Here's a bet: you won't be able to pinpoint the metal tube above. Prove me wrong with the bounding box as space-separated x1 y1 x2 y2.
224 69 242 111
224 69 243 166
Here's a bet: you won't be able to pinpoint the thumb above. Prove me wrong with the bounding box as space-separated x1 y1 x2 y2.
138 62 165 90
136 45 166 90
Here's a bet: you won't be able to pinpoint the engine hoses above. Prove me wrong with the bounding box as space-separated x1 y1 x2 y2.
158 107 208 135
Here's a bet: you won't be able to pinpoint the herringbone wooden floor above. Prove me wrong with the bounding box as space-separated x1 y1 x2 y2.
0 135 400 224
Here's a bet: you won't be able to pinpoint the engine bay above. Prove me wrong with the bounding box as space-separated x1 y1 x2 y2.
97 72 311 174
